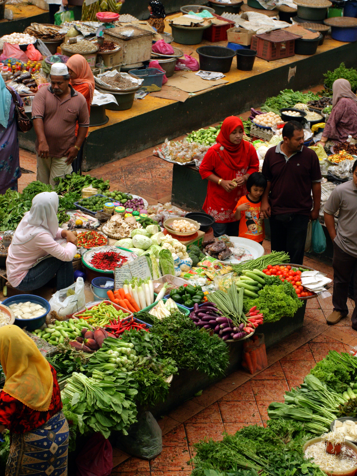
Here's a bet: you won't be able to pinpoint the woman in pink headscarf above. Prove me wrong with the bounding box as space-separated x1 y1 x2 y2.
320 79 357 145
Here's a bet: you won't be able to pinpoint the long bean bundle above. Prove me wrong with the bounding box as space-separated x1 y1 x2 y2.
231 251 290 275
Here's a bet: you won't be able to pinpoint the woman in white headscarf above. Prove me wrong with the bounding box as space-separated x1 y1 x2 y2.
0 75 21 194
6 192 77 291
320 78 357 145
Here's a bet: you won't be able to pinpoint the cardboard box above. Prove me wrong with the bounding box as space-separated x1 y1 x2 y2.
227 27 254 46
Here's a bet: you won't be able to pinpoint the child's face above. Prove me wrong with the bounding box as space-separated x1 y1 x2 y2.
248 223 258 232
250 185 264 201
148 5 152 11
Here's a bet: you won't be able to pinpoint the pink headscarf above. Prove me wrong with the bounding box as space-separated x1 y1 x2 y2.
332 78 357 107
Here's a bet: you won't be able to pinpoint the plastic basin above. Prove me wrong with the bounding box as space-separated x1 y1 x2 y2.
294 34 322 55
129 67 165 91
180 4 215 13
91 277 114 301
2 295 50 332
185 212 215 232
236 49 257 70
170 24 211 45
97 87 138 111
196 45 235 73
344 1 357 17
208 0 243 14
156 57 177 77
297 5 328 20
280 107 307 123
330 24 357 41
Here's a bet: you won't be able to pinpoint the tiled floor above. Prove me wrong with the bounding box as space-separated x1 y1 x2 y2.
111 252 357 475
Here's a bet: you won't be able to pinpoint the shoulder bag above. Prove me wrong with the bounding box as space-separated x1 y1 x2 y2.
6 86 33 133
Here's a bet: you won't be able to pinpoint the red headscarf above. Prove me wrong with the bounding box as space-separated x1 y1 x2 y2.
215 116 251 170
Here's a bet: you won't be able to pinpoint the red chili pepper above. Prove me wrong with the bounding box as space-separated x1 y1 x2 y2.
90 251 128 271
78 231 108 249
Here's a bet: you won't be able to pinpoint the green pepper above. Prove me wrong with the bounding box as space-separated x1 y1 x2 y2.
186 285 197 296
184 299 194 308
195 291 204 298
178 286 186 295
183 293 191 301
192 296 202 304
170 289 178 298
171 294 183 304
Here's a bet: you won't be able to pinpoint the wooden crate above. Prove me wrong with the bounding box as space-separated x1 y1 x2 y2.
251 30 300 61
103 25 154 66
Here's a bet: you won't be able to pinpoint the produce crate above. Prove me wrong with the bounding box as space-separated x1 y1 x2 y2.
74 194 108 216
251 30 300 61
257 300 307 348
203 13 235 42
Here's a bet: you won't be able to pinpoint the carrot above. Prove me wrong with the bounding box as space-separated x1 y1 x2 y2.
118 288 126 299
114 290 121 299
107 290 116 302
125 293 140 312
117 299 129 310
261 344 268 367
244 351 254 374
123 299 136 313
250 349 258 373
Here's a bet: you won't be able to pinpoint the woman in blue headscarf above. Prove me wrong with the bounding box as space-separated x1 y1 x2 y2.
0 76 21 194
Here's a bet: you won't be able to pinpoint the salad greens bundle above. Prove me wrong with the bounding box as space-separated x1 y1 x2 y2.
324 62 357 92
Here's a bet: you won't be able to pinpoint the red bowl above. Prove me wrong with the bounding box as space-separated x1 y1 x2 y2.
96 12 119 22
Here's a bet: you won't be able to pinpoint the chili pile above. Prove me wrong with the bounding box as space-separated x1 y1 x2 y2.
90 251 128 271
106 316 149 337
77 230 107 249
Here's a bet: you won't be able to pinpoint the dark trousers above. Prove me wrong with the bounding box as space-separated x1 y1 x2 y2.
332 242 357 326
270 214 309 265
212 220 239 237
71 139 85 174
17 257 74 292
49 4 60 24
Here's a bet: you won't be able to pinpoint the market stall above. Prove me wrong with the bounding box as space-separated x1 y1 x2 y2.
0 163 336 473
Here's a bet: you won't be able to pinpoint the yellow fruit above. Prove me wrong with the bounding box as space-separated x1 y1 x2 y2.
75 219 83 226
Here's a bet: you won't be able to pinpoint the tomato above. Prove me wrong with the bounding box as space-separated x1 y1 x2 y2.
266 271 271 275
293 285 298 290
296 281 302 286
267 265 272 270
287 266 291 270
263 269 268 274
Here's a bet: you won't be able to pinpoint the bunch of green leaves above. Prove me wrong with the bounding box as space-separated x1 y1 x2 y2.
57 211 70 225
324 62 357 92
47 344 91 379
150 311 229 378
240 118 252 136
54 172 110 196
21 181 52 201
119 329 178 407
62 371 138 439
309 350 357 394
243 280 303 322
261 89 320 114
0 431 10 474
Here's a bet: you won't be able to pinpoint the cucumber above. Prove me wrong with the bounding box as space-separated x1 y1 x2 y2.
244 271 266 285
243 289 259 298
253 269 268 278
347 387 356 399
236 281 259 292
239 276 257 284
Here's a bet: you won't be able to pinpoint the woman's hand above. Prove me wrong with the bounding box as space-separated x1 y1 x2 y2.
237 203 250 212
221 180 236 193
234 176 246 186
61 230 77 246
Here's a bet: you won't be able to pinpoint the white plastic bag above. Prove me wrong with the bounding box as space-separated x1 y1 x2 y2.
49 277 85 317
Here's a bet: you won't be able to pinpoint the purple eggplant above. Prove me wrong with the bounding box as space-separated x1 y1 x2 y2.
238 323 245 330
194 303 199 312
209 319 217 324
214 324 220 332
200 302 217 307
220 327 233 335
233 332 246 340
197 320 205 326
203 324 211 329
222 334 230 341
216 317 232 324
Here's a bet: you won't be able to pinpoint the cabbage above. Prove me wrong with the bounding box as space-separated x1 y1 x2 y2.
130 248 146 256
159 249 175 276
132 235 152 250
115 238 133 249
151 232 165 246
131 229 150 238
146 224 159 236
148 244 162 257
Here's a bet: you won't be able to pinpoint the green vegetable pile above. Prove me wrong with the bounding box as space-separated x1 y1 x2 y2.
149 311 229 378
261 90 320 115
231 251 290 275
186 125 222 145
323 105 333 115
47 344 91 380
169 284 205 307
103 191 133 203
189 244 205 267
324 62 357 92
53 172 109 196
241 118 252 136
77 195 109 212
243 280 303 322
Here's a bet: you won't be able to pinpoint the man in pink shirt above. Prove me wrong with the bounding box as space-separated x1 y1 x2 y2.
7 192 77 291
32 63 89 186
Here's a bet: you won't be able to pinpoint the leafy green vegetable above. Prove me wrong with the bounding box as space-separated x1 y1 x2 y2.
261 90 320 115
243 281 303 322
47 344 91 379
310 350 357 394
159 249 175 275
231 251 290 275
0 431 10 474
324 62 357 92
53 172 109 196
150 311 229 378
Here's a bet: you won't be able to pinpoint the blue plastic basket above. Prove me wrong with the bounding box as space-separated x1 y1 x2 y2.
128 68 165 91
74 194 109 216
2 295 50 331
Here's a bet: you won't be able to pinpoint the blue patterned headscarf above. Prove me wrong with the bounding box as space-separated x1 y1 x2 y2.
0 75 12 129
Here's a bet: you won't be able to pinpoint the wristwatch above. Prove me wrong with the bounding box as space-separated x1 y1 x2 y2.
74 145 80 152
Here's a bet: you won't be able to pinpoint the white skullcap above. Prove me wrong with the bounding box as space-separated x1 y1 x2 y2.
50 63 69 76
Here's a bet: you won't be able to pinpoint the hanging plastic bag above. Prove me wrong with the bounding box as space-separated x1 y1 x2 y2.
26 44 42 61
76 433 113 476
149 60 168 84
115 412 162 460
311 219 326 254
0 43 28 63
175 54 199 71
49 277 85 317
54 7 75 25
304 221 312 252
152 39 174 55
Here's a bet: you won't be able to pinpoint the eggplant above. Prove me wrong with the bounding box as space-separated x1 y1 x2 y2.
216 317 232 324
222 334 230 341
203 324 211 329
189 312 196 319
209 319 217 325
220 327 233 335
238 323 245 331
199 303 217 309
233 332 246 340
214 324 220 332
194 303 199 312
197 320 205 326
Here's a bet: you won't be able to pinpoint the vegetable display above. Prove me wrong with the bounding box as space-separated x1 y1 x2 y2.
77 196 109 213
170 284 205 307
53 172 110 196
261 89 320 115
186 125 221 145
262 265 315 298
189 245 205 266
90 250 128 271
105 316 149 337
231 251 290 274
74 301 129 327
77 230 107 249
107 278 154 312
34 319 92 346
324 62 357 92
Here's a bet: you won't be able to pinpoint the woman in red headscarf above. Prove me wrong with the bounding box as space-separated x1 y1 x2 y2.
199 116 259 237
66 54 95 173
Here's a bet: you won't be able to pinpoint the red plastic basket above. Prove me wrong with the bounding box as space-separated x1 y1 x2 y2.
203 13 235 42
96 12 119 22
